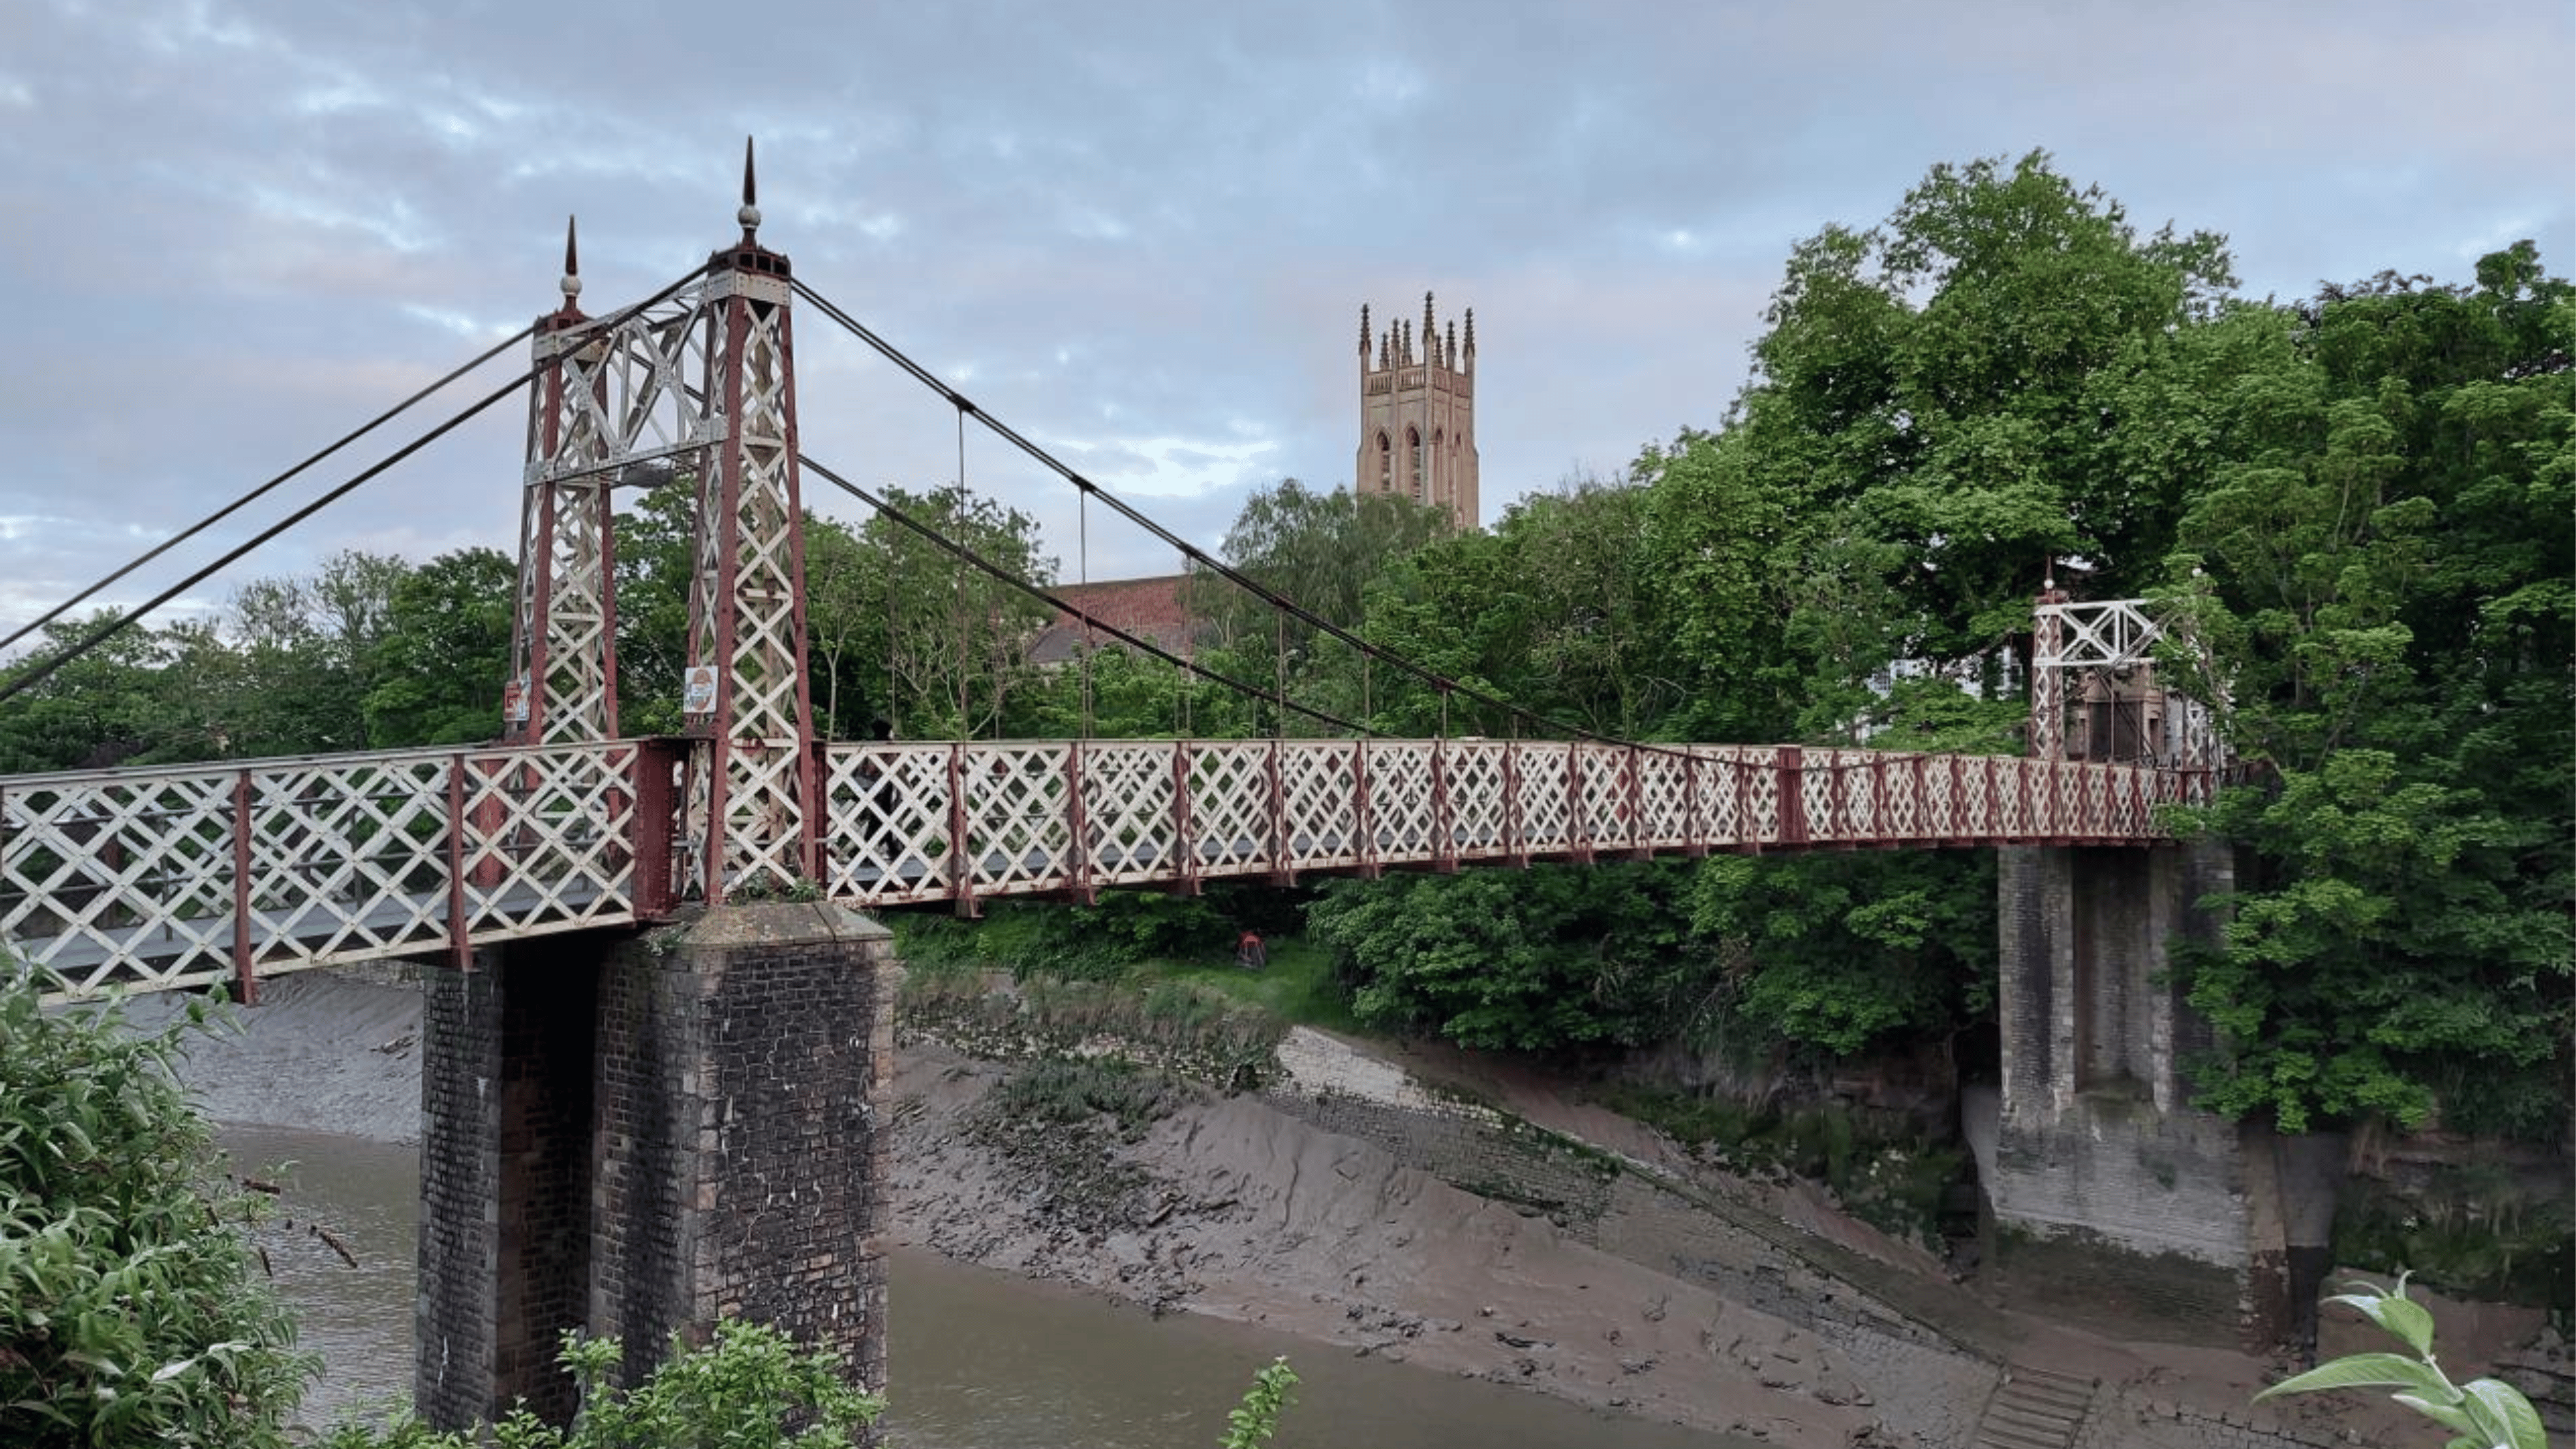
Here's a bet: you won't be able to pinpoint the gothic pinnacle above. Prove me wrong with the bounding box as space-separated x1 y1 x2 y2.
738 136 761 242
1360 303 1371 357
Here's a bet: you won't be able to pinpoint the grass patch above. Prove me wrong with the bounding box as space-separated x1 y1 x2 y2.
988 1056 1189 1140
1144 934 1360 1034
1597 1084 1967 1247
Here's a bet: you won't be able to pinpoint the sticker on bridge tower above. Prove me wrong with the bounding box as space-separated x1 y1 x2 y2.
502 676 530 724
683 666 719 716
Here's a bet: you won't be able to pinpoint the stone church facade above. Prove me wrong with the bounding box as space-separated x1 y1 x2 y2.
1356 293 1478 530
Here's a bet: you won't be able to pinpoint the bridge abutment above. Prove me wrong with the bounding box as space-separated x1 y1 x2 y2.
416 905 895 1431
1984 842 2319 1349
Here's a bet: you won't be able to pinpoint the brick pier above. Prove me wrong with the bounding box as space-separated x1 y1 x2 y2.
416 904 896 1429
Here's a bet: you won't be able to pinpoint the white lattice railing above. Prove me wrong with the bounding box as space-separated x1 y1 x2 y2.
2 742 640 1001
3 737 2207 1001
810 739 2207 908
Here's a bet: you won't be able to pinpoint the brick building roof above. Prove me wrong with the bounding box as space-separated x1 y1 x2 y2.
1028 574 1207 665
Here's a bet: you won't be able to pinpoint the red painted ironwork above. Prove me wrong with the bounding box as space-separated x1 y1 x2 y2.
444 757 470 972
1777 747 1807 846
1171 743 1199 895
230 770 257 1005
946 745 976 917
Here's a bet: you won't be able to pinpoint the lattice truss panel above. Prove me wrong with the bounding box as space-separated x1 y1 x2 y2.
1633 750 1693 849
1 746 639 1001
245 757 451 968
1916 754 1958 841
1079 744 1180 885
507 318 628 745
3 766 238 997
1184 744 1272 879
1276 744 1359 868
1682 748 1743 846
1737 749 1783 842
454 744 638 936
686 279 816 896
529 279 724 487
1366 745 1438 864
964 744 1075 895
511 480 619 744
1443 742 1508 859
1570 744 1632 853
821 745 957 902
1513 744 1572 853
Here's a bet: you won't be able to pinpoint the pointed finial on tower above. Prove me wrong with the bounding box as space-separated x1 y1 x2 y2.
1464 308 1475 356
1445 319 1457 369
738 136 762 243
1360 303 1371 359
559 215 583 303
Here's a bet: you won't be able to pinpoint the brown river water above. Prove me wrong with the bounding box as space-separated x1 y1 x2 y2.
225 1125 1736 1448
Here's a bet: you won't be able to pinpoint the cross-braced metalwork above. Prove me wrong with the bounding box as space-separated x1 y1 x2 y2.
681 235 819 900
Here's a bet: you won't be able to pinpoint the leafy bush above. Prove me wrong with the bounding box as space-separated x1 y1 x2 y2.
318 1318 880 1447
1308 862 1713 1052
0 959 313 1448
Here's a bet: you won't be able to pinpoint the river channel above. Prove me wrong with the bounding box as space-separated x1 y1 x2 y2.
225 1125 1739 1447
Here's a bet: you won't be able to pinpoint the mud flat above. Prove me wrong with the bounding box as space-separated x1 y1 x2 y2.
143 969 2518 1447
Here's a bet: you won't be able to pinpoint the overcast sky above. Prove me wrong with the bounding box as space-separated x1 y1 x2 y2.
2 0 2569 640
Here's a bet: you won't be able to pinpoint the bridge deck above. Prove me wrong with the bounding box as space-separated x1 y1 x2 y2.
3 737 2205 1001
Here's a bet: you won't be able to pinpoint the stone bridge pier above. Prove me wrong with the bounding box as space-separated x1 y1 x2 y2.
414 904 897 1429
1980 842 2336 1349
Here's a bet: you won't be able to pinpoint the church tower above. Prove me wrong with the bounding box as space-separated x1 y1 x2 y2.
1356 292 1477 530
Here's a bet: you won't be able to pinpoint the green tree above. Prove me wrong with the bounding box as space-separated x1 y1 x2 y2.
363 549 515 748
1360 475 1681 738
0 959 312 1446
0 613 191 772
1689 851 1995 1059
2168 246 2575 1138
1729 150 2235 728
1308 863 1714 1052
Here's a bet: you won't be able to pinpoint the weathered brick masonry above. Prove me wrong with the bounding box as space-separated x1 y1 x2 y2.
592 904 895 1395
417 905 895 1431
416 936 604 1427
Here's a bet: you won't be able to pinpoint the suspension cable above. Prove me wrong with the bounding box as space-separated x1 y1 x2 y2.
0 262 712 710
0 369 536 708
0 320 538 658
788 276 1693 759
800 453 1376 738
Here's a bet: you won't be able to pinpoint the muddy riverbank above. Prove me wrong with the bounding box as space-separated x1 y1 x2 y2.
142 969 2515 1447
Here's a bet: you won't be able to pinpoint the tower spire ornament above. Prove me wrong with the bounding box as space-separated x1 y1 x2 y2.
738 135 761 243
559 215 582 305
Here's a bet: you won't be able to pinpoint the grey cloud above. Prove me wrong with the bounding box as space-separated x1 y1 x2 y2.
0 0 2566 637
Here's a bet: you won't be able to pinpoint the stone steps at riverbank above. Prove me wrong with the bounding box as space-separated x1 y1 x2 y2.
1972 1364 2094 1449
